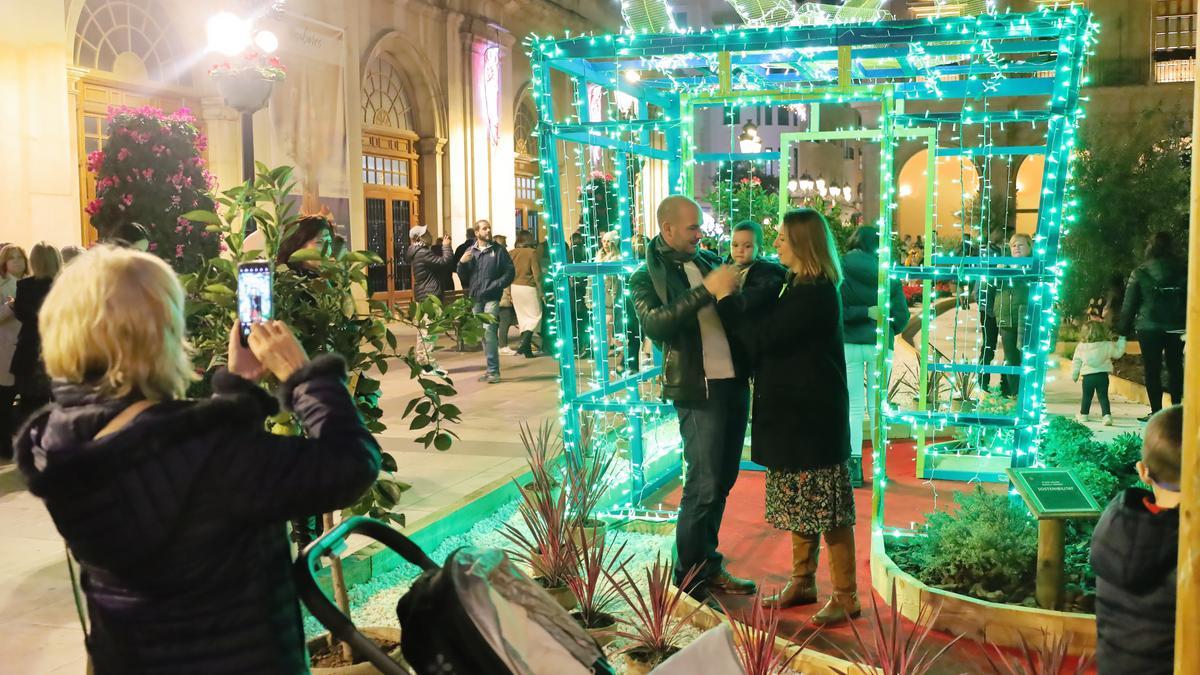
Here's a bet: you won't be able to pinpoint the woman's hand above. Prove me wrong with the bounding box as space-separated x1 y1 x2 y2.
227 322 265 381
248 321 310 382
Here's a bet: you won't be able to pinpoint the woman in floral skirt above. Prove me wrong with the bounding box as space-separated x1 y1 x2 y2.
716 207 857 626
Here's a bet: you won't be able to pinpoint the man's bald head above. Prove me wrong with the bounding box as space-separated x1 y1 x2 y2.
657 195 702 255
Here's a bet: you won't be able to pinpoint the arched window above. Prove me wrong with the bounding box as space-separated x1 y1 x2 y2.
74 0 188 85
362 55 414 131
514 98 538 158
514 94 541 241
73 0 196 244
361 52 421 304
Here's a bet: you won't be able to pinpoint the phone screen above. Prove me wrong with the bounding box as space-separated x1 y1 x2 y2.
237 262 273 346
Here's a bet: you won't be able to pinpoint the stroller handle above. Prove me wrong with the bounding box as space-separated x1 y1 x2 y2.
293 516 438 675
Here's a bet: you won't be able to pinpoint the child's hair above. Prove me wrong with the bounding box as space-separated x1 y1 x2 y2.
1080 321 1111 343
1143 405 1183 489
732 220 763 250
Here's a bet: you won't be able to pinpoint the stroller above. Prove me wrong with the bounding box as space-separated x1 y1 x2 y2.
294 516 616 675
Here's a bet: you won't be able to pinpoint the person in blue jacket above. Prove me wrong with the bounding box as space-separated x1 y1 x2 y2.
839 226 910 479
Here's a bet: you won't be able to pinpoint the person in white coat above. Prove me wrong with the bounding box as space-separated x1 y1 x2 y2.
1071 321 1127 426
0 244 28 459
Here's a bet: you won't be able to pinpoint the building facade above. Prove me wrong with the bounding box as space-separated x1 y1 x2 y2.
0 0 618 300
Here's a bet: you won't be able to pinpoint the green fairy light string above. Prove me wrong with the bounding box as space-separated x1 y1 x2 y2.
527 5 1096 524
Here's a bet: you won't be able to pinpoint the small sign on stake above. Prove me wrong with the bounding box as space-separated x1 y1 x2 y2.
1006 467 1103 611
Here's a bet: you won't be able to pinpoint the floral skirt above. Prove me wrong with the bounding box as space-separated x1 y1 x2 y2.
765 462 856 534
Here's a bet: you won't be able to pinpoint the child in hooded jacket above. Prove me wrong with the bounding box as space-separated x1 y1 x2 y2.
1090 405 1181 675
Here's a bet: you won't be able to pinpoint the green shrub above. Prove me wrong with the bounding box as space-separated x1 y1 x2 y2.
904 487 1038 603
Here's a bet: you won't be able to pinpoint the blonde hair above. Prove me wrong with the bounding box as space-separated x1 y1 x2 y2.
1080 321 1110 343
781 208 842 284
1010 232 1033 250
28 242 62 280
0 244 28 279
40 245 195 401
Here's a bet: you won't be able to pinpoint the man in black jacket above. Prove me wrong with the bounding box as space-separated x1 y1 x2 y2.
408 225 454 365
630 195 756 604
458 220 514 383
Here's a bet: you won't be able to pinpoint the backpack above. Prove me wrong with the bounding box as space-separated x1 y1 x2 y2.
296 517 614 675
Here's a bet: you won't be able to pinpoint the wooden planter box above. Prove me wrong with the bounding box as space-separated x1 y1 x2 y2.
870 530 1096 656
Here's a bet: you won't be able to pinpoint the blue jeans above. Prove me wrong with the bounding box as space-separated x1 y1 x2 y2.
474 300 500 376
672 378 751 589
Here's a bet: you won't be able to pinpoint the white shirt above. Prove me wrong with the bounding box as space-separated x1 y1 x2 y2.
682 261 735 380
1071 338 1127 379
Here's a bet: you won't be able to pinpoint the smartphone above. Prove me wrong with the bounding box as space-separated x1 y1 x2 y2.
237 261 273 347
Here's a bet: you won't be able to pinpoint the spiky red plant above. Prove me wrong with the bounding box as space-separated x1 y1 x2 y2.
564 525 632 629
501 425 578 588
715 593 822 675
982 631 1094 675
608 556 704 666
833 581 963 675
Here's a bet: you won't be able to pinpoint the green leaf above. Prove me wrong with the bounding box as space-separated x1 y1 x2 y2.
410 414 431 430
288 248 322 263
203 284 235 296
182 209 222 224
414 401 432 416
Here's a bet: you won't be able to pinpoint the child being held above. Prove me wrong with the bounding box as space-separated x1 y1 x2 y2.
1071 322 1126 426
1090 405 1181 675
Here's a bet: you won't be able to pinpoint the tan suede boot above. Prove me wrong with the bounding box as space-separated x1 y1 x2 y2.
763 532 819 609
812 526 861 626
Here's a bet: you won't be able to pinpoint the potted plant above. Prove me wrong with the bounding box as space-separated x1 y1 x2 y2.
564 527 631 646
833 580 964 675
501 478 580 610
562 428 615 550
715 593 820 675
609 556 703 674
502 422 579 610
86 105 219 273
181 164 484 672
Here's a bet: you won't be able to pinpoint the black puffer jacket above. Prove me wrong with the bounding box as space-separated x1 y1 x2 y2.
16 355 381 674
1118 257 1187 335
1090 488 1178 675
630 238 748 401
408 243 455 303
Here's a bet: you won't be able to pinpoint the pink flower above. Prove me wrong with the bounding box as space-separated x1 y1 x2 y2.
84 198 103 215
152 144 167 156
86 150 105 172
142 168 154 180
148 242 157 252
170 195 182 206
117 147 131 161
195 135 208 152
199 231 208 238
96 177 114 191
177 216 189 227
121 193 133 206
175 244 185 258
219 242 229 253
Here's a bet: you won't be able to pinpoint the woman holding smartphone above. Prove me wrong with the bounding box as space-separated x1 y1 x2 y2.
716 208 856 626
16 245 381 673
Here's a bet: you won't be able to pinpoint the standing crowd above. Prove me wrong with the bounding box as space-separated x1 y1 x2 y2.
0 191 1188 673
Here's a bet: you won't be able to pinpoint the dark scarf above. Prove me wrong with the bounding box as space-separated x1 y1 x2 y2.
654 235 697 264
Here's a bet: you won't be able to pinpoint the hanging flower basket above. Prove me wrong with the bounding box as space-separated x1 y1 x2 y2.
210 52 286 113
214 71 277 113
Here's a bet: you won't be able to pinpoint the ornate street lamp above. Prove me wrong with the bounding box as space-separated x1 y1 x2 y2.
206 12 283 184
738 122 762 154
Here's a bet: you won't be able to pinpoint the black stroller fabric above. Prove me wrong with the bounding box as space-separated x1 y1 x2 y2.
396 546 614 675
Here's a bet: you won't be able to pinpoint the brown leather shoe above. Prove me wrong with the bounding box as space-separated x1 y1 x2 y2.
811 592 861 626
763 576 817 609
705 569 758 596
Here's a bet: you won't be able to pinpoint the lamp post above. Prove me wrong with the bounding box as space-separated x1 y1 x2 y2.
738 122 762 154
206 12 280 185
